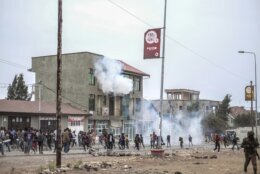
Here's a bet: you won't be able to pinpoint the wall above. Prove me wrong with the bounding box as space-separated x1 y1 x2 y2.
0 115 8 128
30 115 39 129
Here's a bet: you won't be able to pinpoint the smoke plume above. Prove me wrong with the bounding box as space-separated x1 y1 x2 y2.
94 57 133 95
140 101 204 146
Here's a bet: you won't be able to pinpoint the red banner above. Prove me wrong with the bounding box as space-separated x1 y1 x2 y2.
144 28 161 59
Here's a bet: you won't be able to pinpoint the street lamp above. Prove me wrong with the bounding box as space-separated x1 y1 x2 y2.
238 51 258 139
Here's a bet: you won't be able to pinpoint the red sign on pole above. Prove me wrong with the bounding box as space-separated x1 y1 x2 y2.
144 28 161 59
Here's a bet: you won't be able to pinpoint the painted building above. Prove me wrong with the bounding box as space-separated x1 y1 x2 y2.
0 99 88 132
30 52 149 140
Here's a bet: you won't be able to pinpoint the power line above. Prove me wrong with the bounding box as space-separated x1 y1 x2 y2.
0 58 29 70
107 0 247 81
40 83 88 110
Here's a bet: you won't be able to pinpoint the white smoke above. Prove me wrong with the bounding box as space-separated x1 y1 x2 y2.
94 57 133 95
140 101 204 146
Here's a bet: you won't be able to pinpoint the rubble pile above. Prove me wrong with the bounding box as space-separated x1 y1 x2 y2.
39 159 136 174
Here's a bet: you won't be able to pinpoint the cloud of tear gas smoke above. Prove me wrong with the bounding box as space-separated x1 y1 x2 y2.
94 57 133 95
139 101 204 146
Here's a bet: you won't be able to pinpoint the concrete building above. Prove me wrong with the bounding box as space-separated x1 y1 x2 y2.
151 89 220 116
0 99 88 131
30 52 149 139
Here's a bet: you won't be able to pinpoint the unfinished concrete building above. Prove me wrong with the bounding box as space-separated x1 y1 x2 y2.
30 52 149 140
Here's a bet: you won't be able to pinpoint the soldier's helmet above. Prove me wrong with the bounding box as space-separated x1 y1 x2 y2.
247 131 254 137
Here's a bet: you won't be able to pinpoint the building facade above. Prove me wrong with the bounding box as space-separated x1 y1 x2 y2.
31 52 149 140
0 99 88 131
151 89 220 116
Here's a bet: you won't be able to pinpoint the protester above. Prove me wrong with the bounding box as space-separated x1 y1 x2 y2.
213 133 220 152
231 136 239 150
135 134 140 150
179 137 183 148
62 128 70 153
37 130 44 154
140 134 145 148
71 130 77 147
166 135 171 147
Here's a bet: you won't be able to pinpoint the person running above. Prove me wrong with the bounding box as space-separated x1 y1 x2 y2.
140 134 145 148
71 130 77 147
62 128 70 153
37 130 44 154
231 136 239 150
213 133 220 152
135 134 140 150
125 135 129 149
46 131 52 151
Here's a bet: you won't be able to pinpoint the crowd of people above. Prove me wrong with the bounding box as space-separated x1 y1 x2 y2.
1 126 196 156
0 127 154 155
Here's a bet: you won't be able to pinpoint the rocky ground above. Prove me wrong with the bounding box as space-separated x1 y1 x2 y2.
0 147 259 174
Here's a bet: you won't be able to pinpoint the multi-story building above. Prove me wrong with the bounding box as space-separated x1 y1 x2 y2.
31 52 149 139
151 89 220 116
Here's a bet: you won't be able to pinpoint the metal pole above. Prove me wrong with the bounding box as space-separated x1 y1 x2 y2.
253 53 258 140
238 51 258 139
56 0 62 168
39 83 41 130
250 81 254 131
158 0 167 149
39 84 41 112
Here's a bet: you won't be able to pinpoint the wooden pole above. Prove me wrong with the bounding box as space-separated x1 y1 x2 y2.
56 0 62 168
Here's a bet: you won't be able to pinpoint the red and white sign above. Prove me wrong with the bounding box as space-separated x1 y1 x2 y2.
68 116 85 122
144 28 161 59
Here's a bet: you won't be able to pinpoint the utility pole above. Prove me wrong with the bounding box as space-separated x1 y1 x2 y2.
56 0 62 168
251 81 254 131
158 0 167 149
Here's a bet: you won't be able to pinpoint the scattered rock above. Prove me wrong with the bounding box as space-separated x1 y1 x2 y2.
164 153 170 157
175 172 182 174
123 165 131 169
210 155 217 159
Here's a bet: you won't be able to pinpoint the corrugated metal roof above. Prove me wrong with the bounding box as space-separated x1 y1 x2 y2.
118 60 150 77
0 99 87 115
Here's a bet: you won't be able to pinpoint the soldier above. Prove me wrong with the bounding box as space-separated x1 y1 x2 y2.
241 131 259 174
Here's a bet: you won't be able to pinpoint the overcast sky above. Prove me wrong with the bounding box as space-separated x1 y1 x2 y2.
0 0 259 110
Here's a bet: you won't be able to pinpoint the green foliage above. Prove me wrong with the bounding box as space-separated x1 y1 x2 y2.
234 113 255 127
73 160 83 169
202 113 227 133
187 101 199 112
48 161 56 171
6 73 31 100
216 94 231 122
37 165 45 173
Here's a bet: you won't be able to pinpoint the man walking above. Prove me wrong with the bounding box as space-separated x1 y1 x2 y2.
213 133 220 152
166 135 171 147
188 135 193 147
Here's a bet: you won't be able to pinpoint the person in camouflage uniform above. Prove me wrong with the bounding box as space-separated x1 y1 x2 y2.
241 131 259 174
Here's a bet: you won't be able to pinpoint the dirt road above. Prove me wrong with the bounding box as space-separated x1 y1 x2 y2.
0 147 259 174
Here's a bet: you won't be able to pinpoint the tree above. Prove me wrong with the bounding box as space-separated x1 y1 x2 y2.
216 94 231 122
187 101 199 112
6 73 31 101
202 113 227 133
201 94 231 133
234 113 255 128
